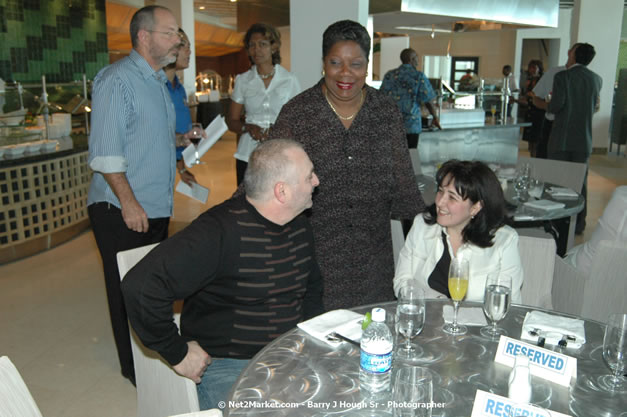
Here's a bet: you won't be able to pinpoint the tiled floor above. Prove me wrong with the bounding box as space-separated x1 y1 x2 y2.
0 132 625 417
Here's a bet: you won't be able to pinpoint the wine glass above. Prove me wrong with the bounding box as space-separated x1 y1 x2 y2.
395 284 426 359
480 273 512 339
393 366 433 417
189 123 204 165
443 257 469 335
490 104 497 121
261 97 272 139
598 313 627 393
513 163 531 202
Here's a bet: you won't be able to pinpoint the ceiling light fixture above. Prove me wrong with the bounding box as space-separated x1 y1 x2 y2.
431 25 435 39
395 26 452 33
199 6 205 10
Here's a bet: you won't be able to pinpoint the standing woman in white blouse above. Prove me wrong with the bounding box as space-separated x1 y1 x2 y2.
227 23 301 185
393 160 524 303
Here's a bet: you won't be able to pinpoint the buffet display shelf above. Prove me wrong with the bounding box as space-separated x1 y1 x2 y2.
0 135 91 264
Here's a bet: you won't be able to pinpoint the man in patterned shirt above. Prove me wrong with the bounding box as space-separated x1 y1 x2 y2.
122 139 323 411
381 48 441 148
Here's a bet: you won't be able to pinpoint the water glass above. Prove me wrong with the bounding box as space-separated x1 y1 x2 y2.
598 313 627 393
395 284 426 359
480 273 512 339
393 366 433 417
528 179 544 199
514 163 531 201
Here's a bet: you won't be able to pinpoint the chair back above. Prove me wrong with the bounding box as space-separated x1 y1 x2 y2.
517 156 586 192
391 219 405 270
0 356 43 417
517 235 556 309
169 411 223 417
117 244 200 417
409 148 422 175
580 240 627 323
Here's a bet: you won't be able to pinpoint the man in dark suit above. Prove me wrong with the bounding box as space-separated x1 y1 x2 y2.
546 43 602 234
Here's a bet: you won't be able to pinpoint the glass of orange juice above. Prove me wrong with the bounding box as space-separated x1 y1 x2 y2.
443 257 469 335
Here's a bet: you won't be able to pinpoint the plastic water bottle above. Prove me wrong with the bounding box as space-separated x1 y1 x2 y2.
360 307 393 394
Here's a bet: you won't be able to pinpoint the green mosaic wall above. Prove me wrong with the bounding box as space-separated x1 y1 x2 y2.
0 0 108 83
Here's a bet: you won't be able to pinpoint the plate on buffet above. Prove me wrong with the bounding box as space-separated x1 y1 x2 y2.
42 140 58 151
4 144 28 156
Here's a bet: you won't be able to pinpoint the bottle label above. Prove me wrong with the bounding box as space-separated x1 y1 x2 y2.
360 350 392 374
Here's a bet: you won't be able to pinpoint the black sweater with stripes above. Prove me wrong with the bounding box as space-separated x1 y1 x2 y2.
122 194 324 366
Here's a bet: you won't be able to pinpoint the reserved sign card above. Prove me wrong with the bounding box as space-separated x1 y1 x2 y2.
495 336 576 387
471 390 572 417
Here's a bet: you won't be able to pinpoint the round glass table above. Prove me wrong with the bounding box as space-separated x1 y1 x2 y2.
226 300 626 416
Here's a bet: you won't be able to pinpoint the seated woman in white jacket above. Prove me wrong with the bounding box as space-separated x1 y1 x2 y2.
394 160 523 303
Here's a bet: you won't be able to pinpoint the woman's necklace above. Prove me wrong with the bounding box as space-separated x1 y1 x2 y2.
324 88 365 121
258 67 275 80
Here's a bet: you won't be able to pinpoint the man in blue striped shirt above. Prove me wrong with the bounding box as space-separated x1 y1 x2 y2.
87 5 182 385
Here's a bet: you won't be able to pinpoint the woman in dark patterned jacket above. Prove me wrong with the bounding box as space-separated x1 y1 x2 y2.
270 20 425 310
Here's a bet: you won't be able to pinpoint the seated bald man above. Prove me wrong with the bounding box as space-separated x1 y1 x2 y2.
122 138 323 410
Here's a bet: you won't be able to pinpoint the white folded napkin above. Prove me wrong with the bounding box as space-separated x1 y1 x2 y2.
297 309 363 346
547 187 579 199
513 214 535 221
521 311 586 349
443 305 487 326
523 199 565 211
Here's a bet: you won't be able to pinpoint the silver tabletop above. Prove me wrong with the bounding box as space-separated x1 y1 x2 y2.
226 300 626 416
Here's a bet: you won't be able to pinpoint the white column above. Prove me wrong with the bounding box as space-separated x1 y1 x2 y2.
289 0 368 90
571 0 623 150
152 0 197 98
380 37 409 80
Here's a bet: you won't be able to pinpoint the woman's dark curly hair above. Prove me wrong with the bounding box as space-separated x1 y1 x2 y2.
244 23 281 65
423 160 507 248
322 20 370 60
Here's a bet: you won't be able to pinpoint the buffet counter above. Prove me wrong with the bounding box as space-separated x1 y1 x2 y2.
0 135 90 263
418 118 530 177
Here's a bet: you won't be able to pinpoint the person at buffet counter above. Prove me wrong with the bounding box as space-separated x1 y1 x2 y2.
87 5 183 385
393 160 523 302
121 139 324 410
534 43 602 235
164 28 196 186
269 20 424 311
380 48 441 149
515 59 545 157
502 65 518 118
227 23 301 185
502 64 518 92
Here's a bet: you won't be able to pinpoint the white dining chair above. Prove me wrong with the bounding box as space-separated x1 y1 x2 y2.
517 235 556 309
391 219 405 270
169 410 223 417
516 156 587 251
0 356 43 417
409 148 422 175
553 240 627 323
117 244 201 417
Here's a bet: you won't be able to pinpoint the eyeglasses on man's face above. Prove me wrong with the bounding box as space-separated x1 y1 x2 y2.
148 30 184 40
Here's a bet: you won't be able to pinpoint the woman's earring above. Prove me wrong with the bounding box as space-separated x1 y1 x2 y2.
365 71 369 77
321 70 325 77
